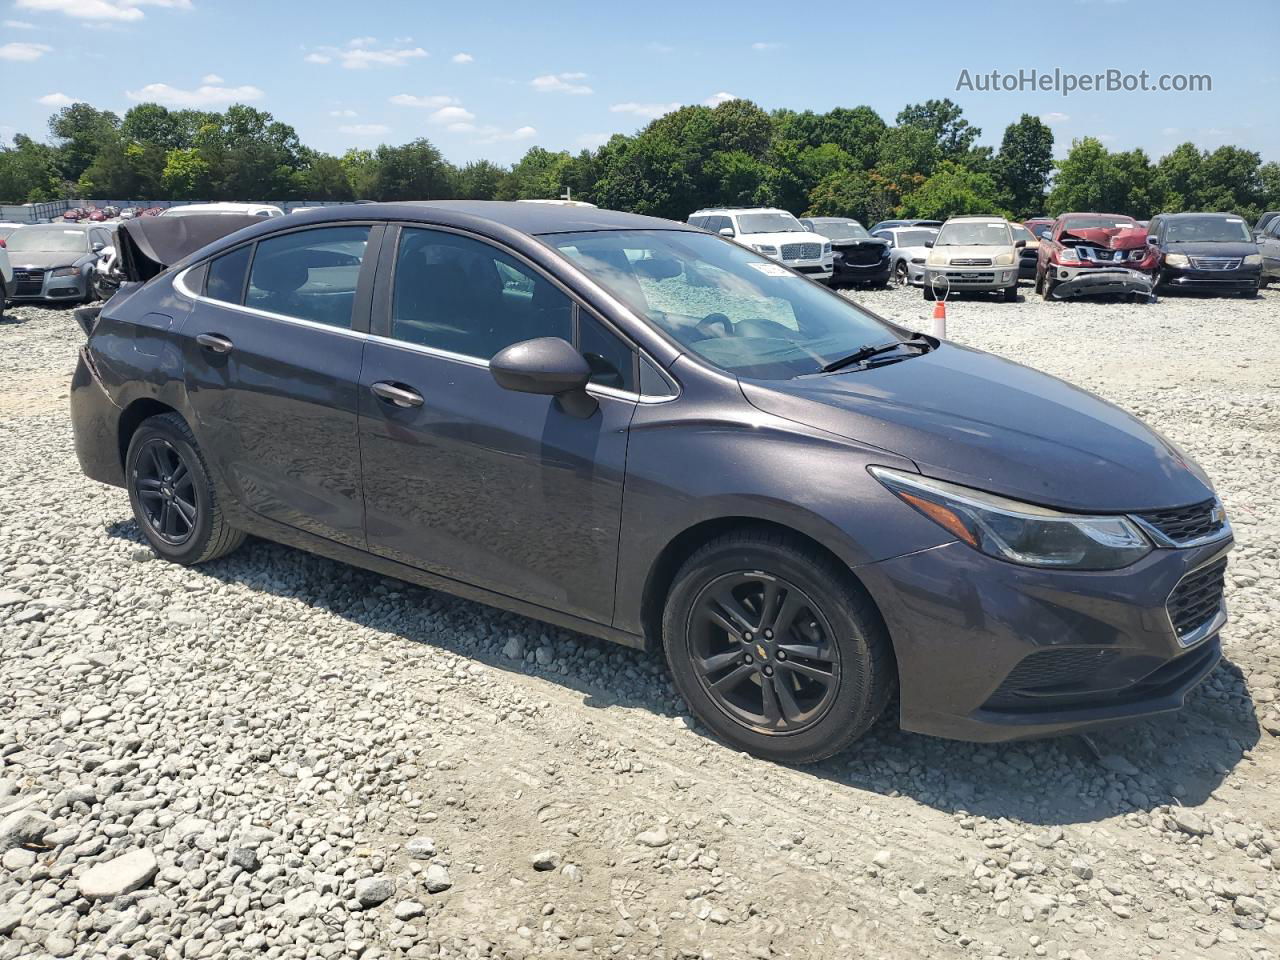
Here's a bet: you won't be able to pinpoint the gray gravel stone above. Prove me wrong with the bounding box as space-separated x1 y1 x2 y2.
77 848 158 900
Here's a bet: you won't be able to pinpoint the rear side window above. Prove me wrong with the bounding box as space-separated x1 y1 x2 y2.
205 246 251 303
579 313 635 391
246 225 371 328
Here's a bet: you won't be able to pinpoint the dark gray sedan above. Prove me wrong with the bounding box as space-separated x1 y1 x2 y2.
5 223 114 304
69 202 1232 762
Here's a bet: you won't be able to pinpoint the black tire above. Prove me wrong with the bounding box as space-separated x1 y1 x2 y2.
662 528 895 764
1042 275 1057 301
125 412 245 565
923 285 936 301
1003 283 1019 303
892 261 909 286
1034 268 1044 296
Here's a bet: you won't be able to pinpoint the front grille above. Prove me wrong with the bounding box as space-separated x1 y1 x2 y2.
1188 256 1241 271
949 258 992 266
13 268 44 297
780 242 821 261
1167 558 1227 642
948 272 995 283
840 245 885 266
1075 245 1130 263
985 648 1122 708
1135 498 1225 544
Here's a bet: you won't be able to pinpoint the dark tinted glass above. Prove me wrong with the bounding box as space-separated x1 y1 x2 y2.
579 313 635 391
205 246 251 304
391 227 572 359
246 225 370 328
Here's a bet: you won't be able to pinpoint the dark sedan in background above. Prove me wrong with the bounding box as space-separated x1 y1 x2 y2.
800 217 891 287
4 223 114 304
1147 213 1262 296
70 202 1232 762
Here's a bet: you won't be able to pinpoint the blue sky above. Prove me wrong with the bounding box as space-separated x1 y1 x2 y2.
2 0 1277 165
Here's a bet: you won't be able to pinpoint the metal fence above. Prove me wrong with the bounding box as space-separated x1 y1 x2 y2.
0 199 357 224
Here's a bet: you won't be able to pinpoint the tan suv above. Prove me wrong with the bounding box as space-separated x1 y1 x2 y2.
923 216 1023 302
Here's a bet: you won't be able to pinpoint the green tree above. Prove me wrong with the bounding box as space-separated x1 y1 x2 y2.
160 148 213 199
48 102 120 184
368 139 452 200
804 169 897 224
899 161 1007 220
499 147 571 200
896 98 979 159
298 154 352 200
340 149 378 199
994 114 1054 217
453 159 508 199
0 135 63 202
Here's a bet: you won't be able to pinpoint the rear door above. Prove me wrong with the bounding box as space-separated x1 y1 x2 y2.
357 224 637 625
181 222 383 548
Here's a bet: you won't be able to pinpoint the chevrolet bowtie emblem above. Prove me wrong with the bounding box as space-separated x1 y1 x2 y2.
756 644 768 660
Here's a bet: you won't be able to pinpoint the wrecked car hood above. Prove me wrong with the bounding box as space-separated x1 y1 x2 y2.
1060 225 1148 250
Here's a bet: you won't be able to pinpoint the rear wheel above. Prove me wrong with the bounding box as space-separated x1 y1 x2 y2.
126 413 245 565
662 529 895 764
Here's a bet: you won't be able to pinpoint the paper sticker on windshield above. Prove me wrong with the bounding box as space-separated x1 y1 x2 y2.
748 262 795 277
64 230 83 235
1226 217 1243 223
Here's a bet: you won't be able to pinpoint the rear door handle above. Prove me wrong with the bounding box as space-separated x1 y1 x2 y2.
371 381 424 408
196 333 234 354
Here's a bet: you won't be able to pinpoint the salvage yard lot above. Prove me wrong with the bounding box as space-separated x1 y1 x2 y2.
2 287 1279 960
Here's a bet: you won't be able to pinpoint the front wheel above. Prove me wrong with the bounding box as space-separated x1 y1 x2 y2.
892 261 909 286
662 529 895 764
126 413 245 565
1003 283 1019 303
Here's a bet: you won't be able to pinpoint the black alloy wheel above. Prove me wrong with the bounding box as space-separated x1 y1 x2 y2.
893 261 909 286
688 572 840 734
132 437 198 545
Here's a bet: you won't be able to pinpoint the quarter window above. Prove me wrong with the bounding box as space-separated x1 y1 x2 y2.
205 246 251 304
245 225 371 328
390 227 572 359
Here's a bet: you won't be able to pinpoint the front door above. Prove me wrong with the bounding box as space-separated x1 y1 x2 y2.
358 225 637 625
182 223 382 548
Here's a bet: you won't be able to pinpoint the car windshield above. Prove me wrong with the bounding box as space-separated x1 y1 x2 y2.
1060 215 1135 231
1166 216 1252 243
5 227 88 253
736 213 806 234
812 220 869 241
935 221 1012 246
548 229 905 380
896 229 936 248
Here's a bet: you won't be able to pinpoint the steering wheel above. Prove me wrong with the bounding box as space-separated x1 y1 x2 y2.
696 312 733 338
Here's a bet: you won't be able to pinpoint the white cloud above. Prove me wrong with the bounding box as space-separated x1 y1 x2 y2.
0 41 51 61
339 123 390 136
751 41 781 51
530 72 592 95
306 39 427 69
3 18 36 28
473 125 536 144
429 105 476 127
1040 111 1070 124
15 0 190 22
610 101 680 119
38 92 78 106
451 52 473 64
704 91 738 106
126 81 265 107
576 132 611 149
201 73 223 84
329 108 357 117
389 93 457 109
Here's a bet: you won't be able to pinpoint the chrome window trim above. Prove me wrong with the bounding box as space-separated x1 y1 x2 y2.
1163 544 1231 650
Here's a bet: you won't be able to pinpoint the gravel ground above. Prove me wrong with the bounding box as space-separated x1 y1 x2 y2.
1 286 1279 960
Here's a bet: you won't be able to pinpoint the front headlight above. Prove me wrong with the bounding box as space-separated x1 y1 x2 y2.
752 244 778 256
927 252 946 266
50 266 79 278
1165 253 1190 268
1057 248 1080 264
994 252 1015 266
822 242 832 254
1243 253 1262 266
870 467 1152 570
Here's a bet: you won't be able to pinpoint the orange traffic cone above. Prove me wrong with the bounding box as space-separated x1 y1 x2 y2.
930 297 947 338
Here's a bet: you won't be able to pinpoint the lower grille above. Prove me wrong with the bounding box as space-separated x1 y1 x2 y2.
1188 256 1241 271
947 272 995 283
1135 498 1225 545
840 246 885 266
1167 558 1227 642
780 242 821 260
794 265 827 275
988 648 1122 706
13 268 44 297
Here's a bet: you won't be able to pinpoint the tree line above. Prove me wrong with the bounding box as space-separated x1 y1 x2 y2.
2 98 1277 224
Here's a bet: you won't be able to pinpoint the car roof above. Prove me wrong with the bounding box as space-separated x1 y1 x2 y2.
944 215 1010 223
1161 211 1241 219
307 200 688 235
692 207 790 216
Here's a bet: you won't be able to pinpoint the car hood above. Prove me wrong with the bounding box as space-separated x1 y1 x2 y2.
930 243 1014 261
738 232 821 248
9 251 86 269
739 343 1213 512
1164 240 1259 256
1061 225 1146 250
819 234 887 249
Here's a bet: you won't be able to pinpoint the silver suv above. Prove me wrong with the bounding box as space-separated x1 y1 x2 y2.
689 207 833 281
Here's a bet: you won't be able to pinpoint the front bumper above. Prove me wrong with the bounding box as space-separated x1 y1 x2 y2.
8 267 90 302
923 266 1017 292
832 255 891 285
857 535 1232 742
1157 265 1261 293
1048 266 1154 300
780 254 833 280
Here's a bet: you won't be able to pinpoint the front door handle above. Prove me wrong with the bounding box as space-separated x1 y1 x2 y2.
196 333 234 354
371 381 424 408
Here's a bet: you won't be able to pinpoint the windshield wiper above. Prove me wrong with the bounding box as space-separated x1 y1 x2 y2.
821 335 931 374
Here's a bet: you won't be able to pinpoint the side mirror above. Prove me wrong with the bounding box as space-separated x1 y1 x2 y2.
1146 235 1158 245
1014 239 1026 249
924 240 934 248
718 226 735 238
490 337 597 419
92 242 104 253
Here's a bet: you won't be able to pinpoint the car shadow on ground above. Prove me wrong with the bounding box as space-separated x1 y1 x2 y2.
105 521 1260 828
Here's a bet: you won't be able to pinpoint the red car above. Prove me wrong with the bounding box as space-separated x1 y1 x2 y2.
1023 217 1055 239
1035 212 1158 300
